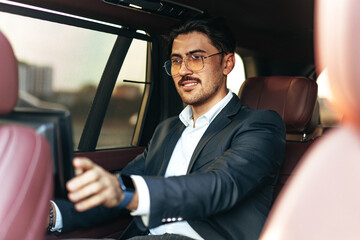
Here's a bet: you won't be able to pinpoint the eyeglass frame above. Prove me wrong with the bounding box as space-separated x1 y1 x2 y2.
163 51 224 76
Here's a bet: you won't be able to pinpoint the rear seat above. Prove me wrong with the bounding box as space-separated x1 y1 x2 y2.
238 76 321 200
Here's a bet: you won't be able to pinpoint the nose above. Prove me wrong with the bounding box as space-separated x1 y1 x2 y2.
178 61 192 76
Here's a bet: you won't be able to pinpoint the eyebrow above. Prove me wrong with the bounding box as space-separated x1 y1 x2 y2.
170 49 207 58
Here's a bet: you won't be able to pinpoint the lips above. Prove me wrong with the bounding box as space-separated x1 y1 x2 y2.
178 77 200 91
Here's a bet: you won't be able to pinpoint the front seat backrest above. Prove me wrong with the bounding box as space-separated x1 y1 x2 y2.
0 31 53 240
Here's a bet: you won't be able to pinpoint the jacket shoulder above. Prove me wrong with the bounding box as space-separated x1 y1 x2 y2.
240 105 284 124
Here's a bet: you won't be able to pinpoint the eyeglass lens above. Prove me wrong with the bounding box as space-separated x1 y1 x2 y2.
166 55 204 76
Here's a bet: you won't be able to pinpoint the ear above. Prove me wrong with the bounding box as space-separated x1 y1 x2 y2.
222 53 235 76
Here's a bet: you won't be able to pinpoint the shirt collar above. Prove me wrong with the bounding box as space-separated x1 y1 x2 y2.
179 90 234 127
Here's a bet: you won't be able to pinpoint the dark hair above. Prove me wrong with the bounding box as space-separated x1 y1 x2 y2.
167 16 236 55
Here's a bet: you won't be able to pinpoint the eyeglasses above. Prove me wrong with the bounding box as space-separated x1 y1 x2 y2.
163 52 223 76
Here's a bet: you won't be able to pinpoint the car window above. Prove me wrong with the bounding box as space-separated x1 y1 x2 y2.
317 69 342 127
97 39 147 149
227 53 246 95
0 11 147 150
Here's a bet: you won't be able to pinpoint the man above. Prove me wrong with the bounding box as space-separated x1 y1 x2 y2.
50 16 286 240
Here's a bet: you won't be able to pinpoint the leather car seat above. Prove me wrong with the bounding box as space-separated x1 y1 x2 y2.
259 0 360 239
239 76 320 200
0 31 53 240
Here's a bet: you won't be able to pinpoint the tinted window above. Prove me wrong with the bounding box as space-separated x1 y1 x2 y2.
97 39 147 149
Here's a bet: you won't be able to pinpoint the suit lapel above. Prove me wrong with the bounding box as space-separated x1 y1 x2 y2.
187 95 242 173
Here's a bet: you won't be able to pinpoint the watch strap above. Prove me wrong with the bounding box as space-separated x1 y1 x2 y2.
117 175 135 209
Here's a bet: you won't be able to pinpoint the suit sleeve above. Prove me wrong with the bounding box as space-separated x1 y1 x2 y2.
142 110 286 228
55 198 128 232
53 150 149 233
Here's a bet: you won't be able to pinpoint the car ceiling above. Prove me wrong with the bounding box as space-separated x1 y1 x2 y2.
11 0 315 63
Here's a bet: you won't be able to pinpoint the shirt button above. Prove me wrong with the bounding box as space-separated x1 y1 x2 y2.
177 217 183 221
172 217 177 222
167 218 172 222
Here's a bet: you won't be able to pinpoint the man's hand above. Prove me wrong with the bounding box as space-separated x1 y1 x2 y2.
66 157 124 212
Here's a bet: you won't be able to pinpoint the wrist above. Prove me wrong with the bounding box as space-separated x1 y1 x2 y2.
117 174 135 209
126 189 138 210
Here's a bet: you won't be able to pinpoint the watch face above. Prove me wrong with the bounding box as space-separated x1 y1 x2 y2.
121 174 135 192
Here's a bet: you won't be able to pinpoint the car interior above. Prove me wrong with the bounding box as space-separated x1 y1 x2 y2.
0 0 350 239
260 0 360 239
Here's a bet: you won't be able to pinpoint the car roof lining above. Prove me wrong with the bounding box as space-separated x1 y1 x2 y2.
7 0 315 63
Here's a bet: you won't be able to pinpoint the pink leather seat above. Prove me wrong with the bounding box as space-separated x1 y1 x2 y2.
0 31 53 240
239 76 320 200
260 0 360 239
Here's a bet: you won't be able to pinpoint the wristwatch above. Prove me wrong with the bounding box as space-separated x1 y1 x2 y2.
117 174 135 209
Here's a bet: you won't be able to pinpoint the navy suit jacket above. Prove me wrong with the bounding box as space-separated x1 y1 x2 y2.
56 94 285 240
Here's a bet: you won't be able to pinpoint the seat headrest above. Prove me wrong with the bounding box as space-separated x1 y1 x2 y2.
239 76 318 134
0 31 18 115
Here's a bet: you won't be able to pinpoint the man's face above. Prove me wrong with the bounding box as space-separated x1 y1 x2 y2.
171 32 233 107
